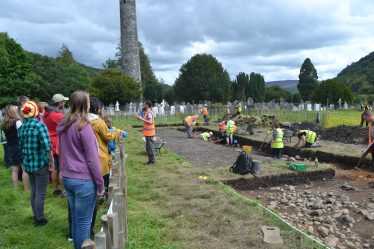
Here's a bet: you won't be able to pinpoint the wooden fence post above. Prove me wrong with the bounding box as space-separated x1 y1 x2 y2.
95 232 107 249
81 239 96 249
101 215 112 249
113 192 125 248
108 213 119 249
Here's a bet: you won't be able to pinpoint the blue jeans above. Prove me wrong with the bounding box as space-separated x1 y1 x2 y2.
63 177 97 249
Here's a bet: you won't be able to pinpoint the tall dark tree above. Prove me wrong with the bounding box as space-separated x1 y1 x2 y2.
139 42 158 87
174 53 231 102
0 32 39 106
311 79 353 105
297 58 318 101
232 72 248 101
247 72 265 103
57 43 75 65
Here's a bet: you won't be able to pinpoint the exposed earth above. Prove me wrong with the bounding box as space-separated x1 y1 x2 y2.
157 128 270 167
156 127 374 249
292 122 368 145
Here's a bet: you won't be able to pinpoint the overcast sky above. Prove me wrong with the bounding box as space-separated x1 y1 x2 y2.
1 0 374 84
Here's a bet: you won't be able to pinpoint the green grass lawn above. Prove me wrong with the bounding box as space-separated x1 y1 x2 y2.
0 118 326 249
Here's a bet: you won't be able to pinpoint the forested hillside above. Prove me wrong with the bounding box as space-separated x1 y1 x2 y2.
336 51 374 98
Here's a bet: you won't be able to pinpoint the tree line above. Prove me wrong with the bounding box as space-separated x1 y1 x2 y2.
0 32 355 107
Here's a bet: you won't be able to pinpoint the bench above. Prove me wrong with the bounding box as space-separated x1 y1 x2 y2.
142 136 167 156
283 129 293 143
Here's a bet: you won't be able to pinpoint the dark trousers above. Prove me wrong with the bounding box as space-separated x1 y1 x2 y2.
272 148 282 159
145 136 155 163
28 166 49 221
360 114 369 127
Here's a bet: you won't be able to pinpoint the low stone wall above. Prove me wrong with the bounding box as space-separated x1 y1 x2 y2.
224 169 336 190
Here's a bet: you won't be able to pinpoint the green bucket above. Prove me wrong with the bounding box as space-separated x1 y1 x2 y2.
287 162 307 171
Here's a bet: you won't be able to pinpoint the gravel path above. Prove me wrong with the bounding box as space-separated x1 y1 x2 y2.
157 128 269 167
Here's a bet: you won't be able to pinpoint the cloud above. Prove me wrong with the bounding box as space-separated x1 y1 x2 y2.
1 0 374 84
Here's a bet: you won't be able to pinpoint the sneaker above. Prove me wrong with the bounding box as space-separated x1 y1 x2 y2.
68 238 73 242
98 197 105 206
35 218 48 226
53 189 62 196
146 161 155 165
61 191 68 197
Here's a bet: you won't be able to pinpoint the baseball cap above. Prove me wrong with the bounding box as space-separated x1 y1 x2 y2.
52 94 69 103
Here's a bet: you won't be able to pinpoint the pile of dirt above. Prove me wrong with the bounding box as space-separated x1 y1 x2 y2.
322 125 367 145
292 122 367 145
220 114 279 128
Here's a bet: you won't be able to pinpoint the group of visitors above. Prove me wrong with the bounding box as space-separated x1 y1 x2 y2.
0 91 136 249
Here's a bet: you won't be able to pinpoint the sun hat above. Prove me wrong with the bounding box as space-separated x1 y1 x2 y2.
21 101 39 119
52 93 69 103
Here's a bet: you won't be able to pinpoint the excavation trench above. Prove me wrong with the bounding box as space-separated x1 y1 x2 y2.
154 127 374 248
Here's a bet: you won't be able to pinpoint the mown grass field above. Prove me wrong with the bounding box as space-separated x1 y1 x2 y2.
0 116 328 249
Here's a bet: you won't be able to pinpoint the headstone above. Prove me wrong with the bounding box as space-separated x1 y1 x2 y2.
338 98 342 109
247 97 254 106
115 101 120 112
124 103 130 113
129 102 134 113
159 104 165 117
314 103 321 112
180 105 185 114
106 105 114 116
152 106 159 117
186 103 193 114
329 104 335 110
175 104 180 114
344 102 348 110
170 105 175 115
306 104 312 111
164 102 170 116
0 110 3 121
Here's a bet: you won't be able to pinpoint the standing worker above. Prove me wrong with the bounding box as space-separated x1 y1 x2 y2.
226 120 236 145
361 110 374 169
136 100 156 165
294 130 317 148
237 102 242 116
270 123 284 159
184 115 198 138
200 104 209 125
360 100 372 127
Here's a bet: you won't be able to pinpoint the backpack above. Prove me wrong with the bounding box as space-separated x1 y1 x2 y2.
230 152 253 175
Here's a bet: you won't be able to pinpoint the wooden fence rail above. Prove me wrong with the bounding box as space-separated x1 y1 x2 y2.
82 135 128 249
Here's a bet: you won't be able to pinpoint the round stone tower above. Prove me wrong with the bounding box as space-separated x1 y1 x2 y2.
119 0 142 94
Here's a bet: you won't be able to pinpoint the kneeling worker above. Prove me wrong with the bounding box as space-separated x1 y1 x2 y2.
184 115 198 138
270 123 284 159
199 132 213 142
295 129 317 148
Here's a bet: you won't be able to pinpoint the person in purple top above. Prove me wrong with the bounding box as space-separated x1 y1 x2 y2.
57 91 104 249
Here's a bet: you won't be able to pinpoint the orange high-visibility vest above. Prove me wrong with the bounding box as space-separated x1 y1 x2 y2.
218 123 226 131
143 110 155 137
185 116 195 126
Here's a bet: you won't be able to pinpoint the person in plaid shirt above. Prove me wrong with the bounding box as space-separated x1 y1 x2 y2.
17 101 54 226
